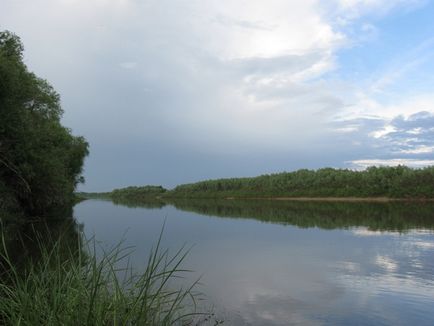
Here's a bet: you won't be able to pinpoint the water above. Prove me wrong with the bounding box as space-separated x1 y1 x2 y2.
74 199 434 325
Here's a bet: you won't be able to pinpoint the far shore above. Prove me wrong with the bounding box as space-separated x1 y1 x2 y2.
224 196 434 202
79 194 434 203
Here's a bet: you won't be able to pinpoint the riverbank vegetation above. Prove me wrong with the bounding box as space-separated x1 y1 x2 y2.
0 31 88 219
111 186 167 201
82 166 434 201
168 166 434 199
0 225 204 325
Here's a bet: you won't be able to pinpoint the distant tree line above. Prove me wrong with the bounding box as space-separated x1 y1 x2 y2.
110 186 167 200
0 31 88 219
168 166 434 199
81 166 434 201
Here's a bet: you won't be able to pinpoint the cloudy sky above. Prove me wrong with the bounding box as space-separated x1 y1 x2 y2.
2 0 434 190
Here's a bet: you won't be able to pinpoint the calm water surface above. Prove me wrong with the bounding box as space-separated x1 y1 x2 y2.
74 199 434 326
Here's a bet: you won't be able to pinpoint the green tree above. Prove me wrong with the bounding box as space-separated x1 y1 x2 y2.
0 31 89 218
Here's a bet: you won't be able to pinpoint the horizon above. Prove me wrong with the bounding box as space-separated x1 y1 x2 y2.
2 0 434 191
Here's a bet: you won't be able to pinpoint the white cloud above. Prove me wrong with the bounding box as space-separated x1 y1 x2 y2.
369 125 396 138
399 145 434 154
192 0 345 60
337 93 434 124
349 159 434 169
406 127 422 135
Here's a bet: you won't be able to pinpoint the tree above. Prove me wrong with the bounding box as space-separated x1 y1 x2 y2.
0 30 89 218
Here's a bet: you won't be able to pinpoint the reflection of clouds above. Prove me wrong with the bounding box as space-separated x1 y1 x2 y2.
207 269 348 325
352 228 384 236
336 272 434 326
193 241 348 326
240 294 321 326
376 255 398 272
201 227 434 325
339 227 434 323
338 272 434 300
352 228 434 237
351 227 400 237
399 237 434 280
337 261 360 273
337 230 434 306
413 241 434 249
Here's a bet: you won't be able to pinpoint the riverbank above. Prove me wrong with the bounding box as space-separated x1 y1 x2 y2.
78 193 434 204
0 225 205 325
224 196 434 202
80 166 434 202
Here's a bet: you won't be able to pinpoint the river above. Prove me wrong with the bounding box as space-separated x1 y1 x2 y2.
74 199 434 325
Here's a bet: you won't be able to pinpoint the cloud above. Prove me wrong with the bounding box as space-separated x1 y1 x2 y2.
349 159 434 169
334 0 426 20
331 110 434 169
1 0 433 189
380 111 434 154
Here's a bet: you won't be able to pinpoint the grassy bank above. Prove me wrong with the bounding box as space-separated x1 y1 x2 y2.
0 229 206 325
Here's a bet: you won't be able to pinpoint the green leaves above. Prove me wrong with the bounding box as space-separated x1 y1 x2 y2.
168 166 434 199
0 30 89 218
0 31 24 59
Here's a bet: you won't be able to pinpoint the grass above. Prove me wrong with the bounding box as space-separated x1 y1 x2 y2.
0 226 210 325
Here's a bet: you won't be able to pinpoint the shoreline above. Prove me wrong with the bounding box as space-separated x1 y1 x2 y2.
223 196 434 202
79 194 434 203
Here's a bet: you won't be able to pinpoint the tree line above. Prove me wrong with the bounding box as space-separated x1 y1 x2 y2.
82 166 434 201
168 166 434 199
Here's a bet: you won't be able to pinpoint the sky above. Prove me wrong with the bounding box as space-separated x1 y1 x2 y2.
2 0 434 191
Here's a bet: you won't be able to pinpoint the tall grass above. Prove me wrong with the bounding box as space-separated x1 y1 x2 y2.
0 228 207 325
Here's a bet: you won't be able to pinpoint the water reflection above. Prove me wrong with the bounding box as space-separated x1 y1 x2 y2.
109 197 434 231
73 199 434 325
0 211 83 278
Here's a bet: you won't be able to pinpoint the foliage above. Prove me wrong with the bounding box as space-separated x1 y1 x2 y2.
111 186 167 200
0 226 205 326
167 166 434 199
0 30 89 218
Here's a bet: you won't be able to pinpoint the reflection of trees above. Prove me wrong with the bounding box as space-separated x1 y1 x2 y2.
0 209 84 278
165 199 434 232
78 196 434 231
111 197 166 209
